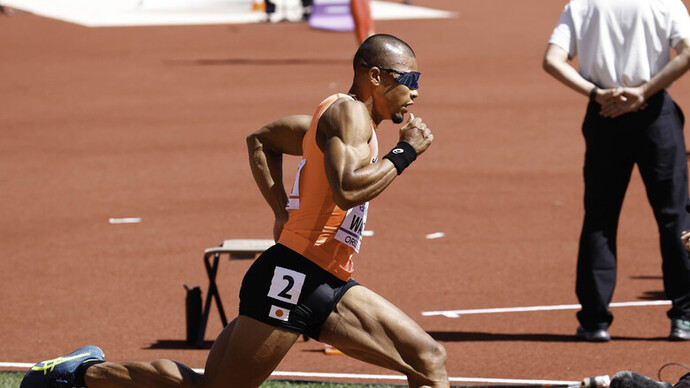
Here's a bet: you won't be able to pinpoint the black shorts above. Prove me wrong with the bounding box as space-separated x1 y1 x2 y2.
238 243 359 340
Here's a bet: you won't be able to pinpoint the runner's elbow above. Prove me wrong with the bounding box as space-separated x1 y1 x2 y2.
246 133 260 152
333 196 357 210
332 191 361 210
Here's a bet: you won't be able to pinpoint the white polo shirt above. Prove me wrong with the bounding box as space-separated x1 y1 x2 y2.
549 0 690 88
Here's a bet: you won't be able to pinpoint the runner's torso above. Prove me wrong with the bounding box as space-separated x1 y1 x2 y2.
278 93 379 281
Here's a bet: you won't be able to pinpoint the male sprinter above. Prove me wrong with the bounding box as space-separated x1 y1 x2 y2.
21 33 449 388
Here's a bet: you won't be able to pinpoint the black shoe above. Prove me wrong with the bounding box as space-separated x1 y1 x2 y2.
669 319 690 341
575 326 611 342
20 346 105 388
675 372 690 388
611 372 673 388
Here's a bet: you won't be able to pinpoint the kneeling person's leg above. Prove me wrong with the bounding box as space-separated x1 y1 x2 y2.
201 316 300 388
319 286 449 388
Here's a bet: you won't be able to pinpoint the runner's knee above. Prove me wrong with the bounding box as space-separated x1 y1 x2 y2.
409 338 447 379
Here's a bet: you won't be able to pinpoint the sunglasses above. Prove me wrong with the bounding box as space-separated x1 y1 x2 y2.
360 63 420 90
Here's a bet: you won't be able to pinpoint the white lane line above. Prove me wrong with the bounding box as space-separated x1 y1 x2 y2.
422 300 672 318
272 371 579 385
109 217 142 224
0 363 577 386
0 362 33 368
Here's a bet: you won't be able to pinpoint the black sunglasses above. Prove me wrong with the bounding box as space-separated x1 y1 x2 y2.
360 63 420 90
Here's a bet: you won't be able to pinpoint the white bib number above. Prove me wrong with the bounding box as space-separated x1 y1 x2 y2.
268 266 305 305
334 202 368 253
286 159 306 210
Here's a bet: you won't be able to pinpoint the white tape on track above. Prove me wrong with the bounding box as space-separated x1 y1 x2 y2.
0 363 578 386
422 300 672 318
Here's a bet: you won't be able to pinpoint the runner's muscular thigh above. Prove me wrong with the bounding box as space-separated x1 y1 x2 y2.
202 316 299 388
318 286 437 375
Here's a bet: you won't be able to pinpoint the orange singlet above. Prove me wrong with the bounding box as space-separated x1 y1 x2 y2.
278 94 379 281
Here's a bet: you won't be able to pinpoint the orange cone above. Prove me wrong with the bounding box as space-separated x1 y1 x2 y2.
324 344 344 355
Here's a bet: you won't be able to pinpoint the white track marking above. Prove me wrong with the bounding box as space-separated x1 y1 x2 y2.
0 363 578 386
0 362 33 368
271 371 579 385
422 300 672 318
109 217 142 224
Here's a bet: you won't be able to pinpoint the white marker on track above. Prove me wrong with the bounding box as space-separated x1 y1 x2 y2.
109 217 142 224
425 232 445 239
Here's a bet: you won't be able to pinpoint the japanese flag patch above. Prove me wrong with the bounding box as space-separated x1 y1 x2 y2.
269 305 290 321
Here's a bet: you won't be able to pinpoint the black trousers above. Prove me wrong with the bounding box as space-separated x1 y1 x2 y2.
576 90 690 330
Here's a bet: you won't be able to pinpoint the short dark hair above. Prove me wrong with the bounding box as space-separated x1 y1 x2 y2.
353 34 416 70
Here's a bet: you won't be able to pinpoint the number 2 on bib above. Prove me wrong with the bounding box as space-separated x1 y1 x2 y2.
268 266 306 305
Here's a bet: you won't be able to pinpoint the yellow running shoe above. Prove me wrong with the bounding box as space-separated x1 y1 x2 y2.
20 346 105 388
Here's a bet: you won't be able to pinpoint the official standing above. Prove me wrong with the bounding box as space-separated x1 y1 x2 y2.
543 0 690 341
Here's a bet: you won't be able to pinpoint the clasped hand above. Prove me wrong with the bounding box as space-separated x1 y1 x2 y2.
597 87 648 118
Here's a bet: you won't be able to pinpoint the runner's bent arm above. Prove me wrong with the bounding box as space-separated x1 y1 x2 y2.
319 99 429 210
247 115 311 239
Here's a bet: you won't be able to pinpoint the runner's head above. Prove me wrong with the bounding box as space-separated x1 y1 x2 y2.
351 34 419 124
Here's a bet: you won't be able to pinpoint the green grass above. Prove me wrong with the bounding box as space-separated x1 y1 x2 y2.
0 372 404 388
0 372 23 388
